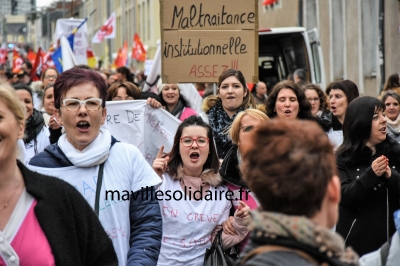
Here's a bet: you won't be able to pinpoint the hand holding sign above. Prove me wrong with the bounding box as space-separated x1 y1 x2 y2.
152 146 170 177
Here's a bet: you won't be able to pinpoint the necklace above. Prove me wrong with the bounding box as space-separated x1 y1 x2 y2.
0 179 22 213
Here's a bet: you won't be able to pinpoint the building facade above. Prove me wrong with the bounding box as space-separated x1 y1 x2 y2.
259 0 400 96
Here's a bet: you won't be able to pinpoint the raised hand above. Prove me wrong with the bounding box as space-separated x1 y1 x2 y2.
152 146 169 177
372 155 388 177
147 97 162 108
235 201 250 220
49 115 61 130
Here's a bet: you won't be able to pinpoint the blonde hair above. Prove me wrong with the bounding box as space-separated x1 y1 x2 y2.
0 83 26 161
229 109 269 145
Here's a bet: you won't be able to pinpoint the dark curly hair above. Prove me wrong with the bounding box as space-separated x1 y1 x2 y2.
266 80 315 120
304 84 329 112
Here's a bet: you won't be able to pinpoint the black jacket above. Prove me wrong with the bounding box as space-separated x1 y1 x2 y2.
219 145 247 188
336 138 400 256
318 111 342 132
19 161 117 265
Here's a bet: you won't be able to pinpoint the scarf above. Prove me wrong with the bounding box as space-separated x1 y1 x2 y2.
168 99 185 118
58 128 111 167
24 109 44 146
387 114 400 134
246 211 359 265
207 101 244 154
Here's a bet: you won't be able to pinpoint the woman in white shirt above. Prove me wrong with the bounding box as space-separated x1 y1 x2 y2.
153 115 250 266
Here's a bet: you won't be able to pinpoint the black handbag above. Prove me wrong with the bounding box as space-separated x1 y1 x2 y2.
204 230 239 266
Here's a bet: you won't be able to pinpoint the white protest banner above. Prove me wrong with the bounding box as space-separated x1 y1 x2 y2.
144 59 153 76
102 100 180 164
54 19 88 65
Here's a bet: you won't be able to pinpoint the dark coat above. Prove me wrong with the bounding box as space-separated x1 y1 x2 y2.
219 145 247 188
19 161 117 266
29 138 162 266
336 137 400 256
318 111 342 132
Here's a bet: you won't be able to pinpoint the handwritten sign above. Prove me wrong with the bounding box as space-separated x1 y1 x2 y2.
102 100 180 164
160 0 258 83
54 19 88 65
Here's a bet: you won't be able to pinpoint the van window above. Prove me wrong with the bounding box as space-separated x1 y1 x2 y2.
259 32 311 89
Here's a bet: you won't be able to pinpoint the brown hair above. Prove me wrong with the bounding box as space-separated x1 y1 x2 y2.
42 83 54 103
304 83 329 111
41 67 59 81
107 81 141 101
266 80 315 120
241 119 336 217
203 69 255 111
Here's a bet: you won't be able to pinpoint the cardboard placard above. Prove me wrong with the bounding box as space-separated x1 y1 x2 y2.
160 0 258 84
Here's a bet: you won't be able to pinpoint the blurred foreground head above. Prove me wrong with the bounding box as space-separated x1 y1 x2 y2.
241 119 340 227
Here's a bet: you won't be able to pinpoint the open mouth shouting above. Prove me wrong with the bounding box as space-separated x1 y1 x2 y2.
77 120 90 132
189 152 200 162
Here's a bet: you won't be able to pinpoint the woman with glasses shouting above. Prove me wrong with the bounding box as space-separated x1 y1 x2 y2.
152 115 250 266
27 68 163 266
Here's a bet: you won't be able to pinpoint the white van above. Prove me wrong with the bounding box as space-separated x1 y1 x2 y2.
258 27 325 90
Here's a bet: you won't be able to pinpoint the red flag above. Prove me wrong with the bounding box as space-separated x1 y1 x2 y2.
12 48 24 72
27 49 37 66
132 34 146 62
113 48 123 68
30 47 46 81
113 41 128 68
43 45 56 70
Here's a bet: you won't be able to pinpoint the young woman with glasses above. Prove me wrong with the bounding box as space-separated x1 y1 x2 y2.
152 115 250 266
303 84 330 118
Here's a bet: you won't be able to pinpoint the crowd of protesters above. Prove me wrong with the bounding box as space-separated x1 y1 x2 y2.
2 58 400 265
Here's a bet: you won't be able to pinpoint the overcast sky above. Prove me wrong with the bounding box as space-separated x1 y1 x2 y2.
37 0 55 8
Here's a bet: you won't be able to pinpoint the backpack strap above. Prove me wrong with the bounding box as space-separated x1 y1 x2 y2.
380 237 392 266
239 245 319 266
94 162 105 217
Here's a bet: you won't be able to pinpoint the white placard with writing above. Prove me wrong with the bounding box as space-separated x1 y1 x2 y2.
103 100 180 164
54 19 88 65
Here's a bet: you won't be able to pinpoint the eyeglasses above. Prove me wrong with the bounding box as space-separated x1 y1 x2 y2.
62 98 102 111
307 97 319 102
239 125 256 133
180 137 209 147
44 75 57 79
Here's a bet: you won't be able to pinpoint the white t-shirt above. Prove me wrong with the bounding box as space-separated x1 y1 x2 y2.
157 173 230 266
28 142 162 266
24 127 50 165
327 128 343 151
